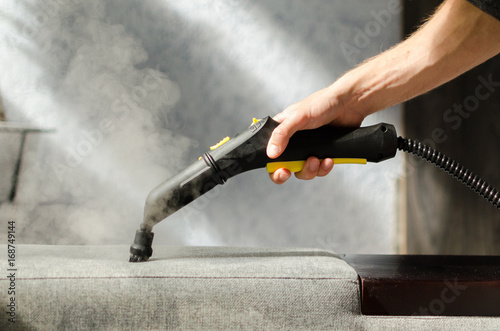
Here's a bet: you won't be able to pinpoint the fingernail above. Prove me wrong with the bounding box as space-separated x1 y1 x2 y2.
322 158 333 170
268 144 279 158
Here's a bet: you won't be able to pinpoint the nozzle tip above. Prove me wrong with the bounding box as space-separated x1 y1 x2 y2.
129 253 148 262
129 229 154 262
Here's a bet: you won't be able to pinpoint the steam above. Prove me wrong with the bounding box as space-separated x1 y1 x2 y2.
0 0 402 253
0 0 197 244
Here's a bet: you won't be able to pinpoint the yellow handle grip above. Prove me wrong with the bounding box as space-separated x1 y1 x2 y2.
266 158 367 173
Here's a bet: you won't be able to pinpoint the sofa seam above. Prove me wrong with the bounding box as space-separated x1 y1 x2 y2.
6 275 359 281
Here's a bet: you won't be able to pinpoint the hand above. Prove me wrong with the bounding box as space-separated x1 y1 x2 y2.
269 157 334 184
266 0 500 185
266 86 365 184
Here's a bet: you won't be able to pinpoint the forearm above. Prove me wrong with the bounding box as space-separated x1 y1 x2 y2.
331 0 500 119
267 0 500 183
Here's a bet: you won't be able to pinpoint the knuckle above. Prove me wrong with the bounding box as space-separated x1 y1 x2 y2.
272 128 287 138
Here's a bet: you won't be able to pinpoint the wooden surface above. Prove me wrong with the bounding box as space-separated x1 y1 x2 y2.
343 254 500 316
403 1 500 254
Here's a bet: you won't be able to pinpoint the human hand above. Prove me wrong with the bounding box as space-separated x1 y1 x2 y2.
268 156 335 185
266 86 365 184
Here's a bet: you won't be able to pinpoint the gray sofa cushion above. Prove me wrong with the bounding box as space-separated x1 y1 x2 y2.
1 245 499 330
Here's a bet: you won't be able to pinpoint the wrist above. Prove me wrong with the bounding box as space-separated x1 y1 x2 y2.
327 70 373 122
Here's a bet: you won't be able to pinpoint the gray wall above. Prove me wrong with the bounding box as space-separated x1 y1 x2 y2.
404 1 500 254
0 0 402 253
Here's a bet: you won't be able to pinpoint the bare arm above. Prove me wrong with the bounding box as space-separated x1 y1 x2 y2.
268 0 500 184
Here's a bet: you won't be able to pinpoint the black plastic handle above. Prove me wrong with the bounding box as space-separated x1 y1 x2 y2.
139 117 398 231
280 122 398 163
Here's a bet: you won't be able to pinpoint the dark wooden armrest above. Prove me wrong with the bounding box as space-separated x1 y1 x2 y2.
342 254 500 316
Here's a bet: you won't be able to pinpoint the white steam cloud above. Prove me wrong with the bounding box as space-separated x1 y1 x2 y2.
0 0 402 253
0 0 201 244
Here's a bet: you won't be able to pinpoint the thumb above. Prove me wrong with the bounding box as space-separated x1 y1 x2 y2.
266 116 302 159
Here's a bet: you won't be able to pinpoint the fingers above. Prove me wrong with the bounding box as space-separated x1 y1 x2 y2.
266 111 307 159
268 158 334 184
317 158 334 177
268 168 292 185
295 157 334 180
272 111 287 123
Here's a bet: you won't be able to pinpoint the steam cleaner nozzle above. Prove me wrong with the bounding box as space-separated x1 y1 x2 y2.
129 116 500 263
129 229 154 262
129 116 398 262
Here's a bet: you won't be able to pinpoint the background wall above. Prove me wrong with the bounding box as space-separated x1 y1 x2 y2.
404 1 500 254
0 0 403 253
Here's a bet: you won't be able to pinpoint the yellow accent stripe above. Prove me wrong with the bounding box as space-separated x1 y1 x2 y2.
266 158 367 173
210 136 230 150
333 158 367 165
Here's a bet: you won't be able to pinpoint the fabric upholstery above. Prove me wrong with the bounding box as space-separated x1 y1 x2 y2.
1 245 499 330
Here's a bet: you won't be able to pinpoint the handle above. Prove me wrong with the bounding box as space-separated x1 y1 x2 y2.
266 158 367 173
266 122 398 173
132 117 399 261
139 118 398 231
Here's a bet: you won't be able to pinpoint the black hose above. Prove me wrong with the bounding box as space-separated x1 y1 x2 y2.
397 137 500 209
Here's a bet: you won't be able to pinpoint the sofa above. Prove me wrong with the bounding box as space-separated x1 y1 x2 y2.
1 245 499 330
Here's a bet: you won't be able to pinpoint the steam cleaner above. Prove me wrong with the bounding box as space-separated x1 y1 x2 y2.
129 116 499 262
